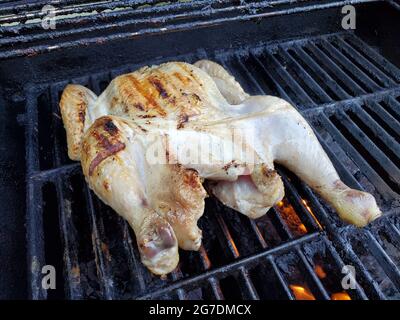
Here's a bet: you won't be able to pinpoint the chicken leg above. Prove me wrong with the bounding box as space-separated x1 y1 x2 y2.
195 59 381 226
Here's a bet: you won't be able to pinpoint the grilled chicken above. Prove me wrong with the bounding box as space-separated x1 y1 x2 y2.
60 60 381 275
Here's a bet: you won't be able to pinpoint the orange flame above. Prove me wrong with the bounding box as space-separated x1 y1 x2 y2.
314 265 327 279
301 199 323 230
290 285 316 300
331 292 351 300
275 199 307 235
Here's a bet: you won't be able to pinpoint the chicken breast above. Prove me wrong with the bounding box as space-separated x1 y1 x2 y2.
60 60 381 275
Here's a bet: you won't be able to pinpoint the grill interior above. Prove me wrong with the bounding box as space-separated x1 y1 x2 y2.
1 0 400 300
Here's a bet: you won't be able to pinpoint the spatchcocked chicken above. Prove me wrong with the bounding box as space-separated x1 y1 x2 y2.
60 60 381 275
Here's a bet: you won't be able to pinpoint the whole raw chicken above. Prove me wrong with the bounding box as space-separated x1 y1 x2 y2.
60 60 381 275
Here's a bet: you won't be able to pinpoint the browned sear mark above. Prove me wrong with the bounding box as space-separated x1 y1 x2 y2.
78 110 85 123
104 120 119 136
177 113 189 129
183 169 201 189
149 77 169 99
89 141 125 176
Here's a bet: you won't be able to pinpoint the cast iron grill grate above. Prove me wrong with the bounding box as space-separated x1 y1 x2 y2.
24 31 400 300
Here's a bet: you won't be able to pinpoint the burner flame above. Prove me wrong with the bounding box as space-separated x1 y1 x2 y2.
290 285 316 300
331 292 351 300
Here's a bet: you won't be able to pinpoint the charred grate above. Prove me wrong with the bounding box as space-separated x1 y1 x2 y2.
0 0 377 59
24 31 400 300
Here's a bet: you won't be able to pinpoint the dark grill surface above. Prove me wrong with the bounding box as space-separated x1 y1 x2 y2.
24 31 400 300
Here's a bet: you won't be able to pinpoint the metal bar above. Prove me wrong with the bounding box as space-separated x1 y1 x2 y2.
279 172 322 231
212 210 260 299
137 232 319 299
30 163 80 182
198 246 225 300
297 184 387 299
321 237 369 300
258 50 315 107
343 34 400 83
386 96 400 122
333 36 396 88
296 247 331 300
233 55 273 96
365 230 400 290
354 105 400 159
0 0 214 24
83 185 115 299
25 89 47 300
319 39 381 92
269 207 295 240
277 47 332 103
311 126 365 190
319 113 397 200
268 256 295 299
338 109 400 186
236 267 260 300
121 221 147 294
305 42 366 96
292 44 351 100
50 84 84 298
171 269 188 300
0 1 380 59
247 52 294 104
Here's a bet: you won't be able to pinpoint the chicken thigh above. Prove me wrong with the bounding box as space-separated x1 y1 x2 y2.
60 60 381 275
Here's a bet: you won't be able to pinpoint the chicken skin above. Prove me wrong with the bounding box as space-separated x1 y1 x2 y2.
60 60 381 275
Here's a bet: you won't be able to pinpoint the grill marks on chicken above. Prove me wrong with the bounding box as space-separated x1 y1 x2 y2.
60 60 382 275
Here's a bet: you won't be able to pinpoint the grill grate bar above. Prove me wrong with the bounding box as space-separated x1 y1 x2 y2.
321 237 369 300
292 45 351 100
25 91 47 299
136 232 320 299
277 47 332 103
211 209 262 299
333 36 397 88
231 56 270 96
237 267 260 300
270 207 295 240
279 171 322 232
197 245 225 300
268 256 295 299
246 207 300 300
247 52 295 104
313 129 364 191
386 96 400 120
120 220 147 294
259 50 315 107
296 247 331 300
298 184 387 299
366 100 400 136
354 105 400 158
54 179 83 299
305 42 366 97
83 185 115 299
49 85 84 299
319 113 397 199
319 39 381 92
0 1 378 59
343 34 400 83
365 230 400 290
338 109 400 186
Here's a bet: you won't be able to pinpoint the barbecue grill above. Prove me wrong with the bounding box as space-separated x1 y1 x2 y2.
0 0 399 300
